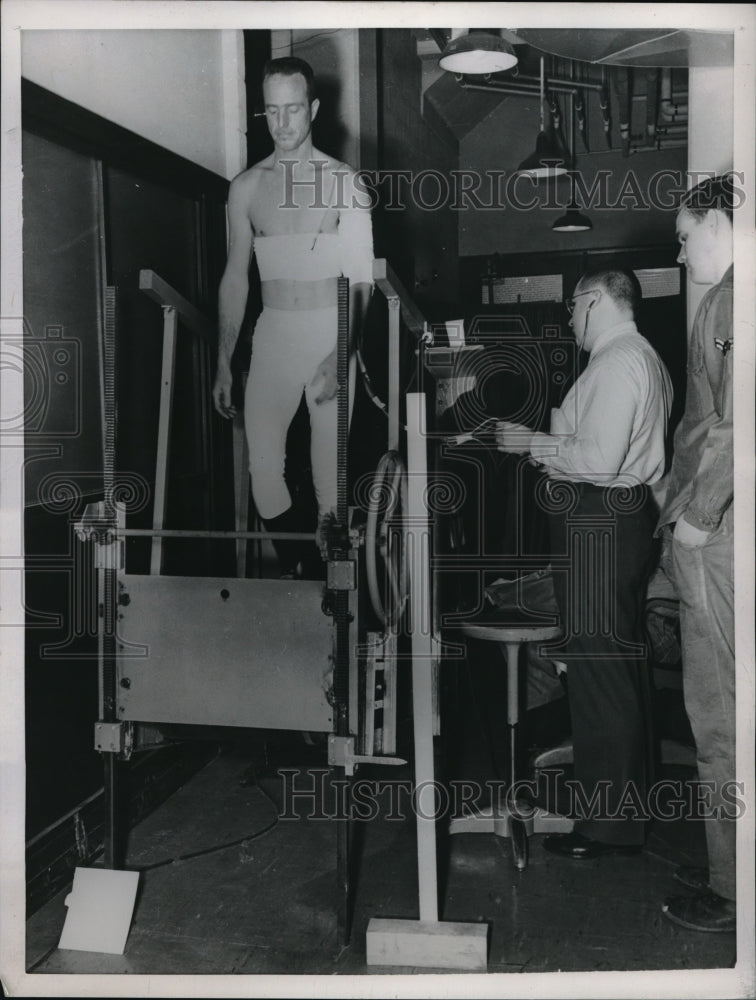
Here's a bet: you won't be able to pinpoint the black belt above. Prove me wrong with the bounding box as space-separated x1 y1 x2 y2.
544 479 647 498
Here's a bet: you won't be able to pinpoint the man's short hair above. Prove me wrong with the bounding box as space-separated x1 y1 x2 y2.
679 173 736 222
263 56 316 103
579 269 642 318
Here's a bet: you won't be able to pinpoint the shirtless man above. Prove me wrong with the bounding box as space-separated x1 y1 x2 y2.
212 56 373 576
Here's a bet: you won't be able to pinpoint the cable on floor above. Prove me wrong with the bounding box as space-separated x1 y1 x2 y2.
135 778 280 873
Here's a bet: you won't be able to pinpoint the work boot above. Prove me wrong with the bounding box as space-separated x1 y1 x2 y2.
662 891 736 932
262 507 308 579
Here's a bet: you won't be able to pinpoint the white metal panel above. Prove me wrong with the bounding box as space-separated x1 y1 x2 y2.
116 576 333 731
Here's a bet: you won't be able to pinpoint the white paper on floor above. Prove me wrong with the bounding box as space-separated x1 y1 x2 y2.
58 866 140 955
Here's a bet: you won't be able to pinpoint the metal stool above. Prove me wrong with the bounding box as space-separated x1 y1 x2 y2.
449 621 573 869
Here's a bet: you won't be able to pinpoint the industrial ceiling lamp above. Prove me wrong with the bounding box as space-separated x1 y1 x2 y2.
515 57 568 179
552 79 592 232
552 205 593 232
439 29 518 75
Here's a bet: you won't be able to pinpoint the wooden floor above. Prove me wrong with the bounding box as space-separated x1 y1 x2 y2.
26 730 740 985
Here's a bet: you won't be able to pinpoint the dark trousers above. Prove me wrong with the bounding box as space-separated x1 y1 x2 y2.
546 484 656 845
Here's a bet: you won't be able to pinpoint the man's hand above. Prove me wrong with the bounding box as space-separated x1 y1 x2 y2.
212 367 237 419
312 350 338 404
495 420 534 454
673 516 711 548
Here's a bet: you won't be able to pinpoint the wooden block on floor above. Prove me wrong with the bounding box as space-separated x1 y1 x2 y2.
366 917 488 971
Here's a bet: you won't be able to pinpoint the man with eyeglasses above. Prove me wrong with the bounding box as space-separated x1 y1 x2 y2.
495 268 673 859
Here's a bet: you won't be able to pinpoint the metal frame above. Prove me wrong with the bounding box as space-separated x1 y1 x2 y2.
80 266 413 946
81 258 499 967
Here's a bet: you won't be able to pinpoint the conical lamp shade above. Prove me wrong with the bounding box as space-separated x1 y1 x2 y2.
516 130 569 178
552 207 593 232
439 32 518 74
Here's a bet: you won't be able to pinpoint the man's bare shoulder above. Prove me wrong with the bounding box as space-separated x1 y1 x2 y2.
230 156 276 193
312 150 357 178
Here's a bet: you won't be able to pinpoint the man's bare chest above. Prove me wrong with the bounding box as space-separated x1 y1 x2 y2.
249 170 339 237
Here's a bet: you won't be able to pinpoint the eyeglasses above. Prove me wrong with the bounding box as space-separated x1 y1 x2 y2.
565 289 599 315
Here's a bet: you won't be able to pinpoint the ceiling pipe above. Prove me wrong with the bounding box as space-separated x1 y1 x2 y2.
458 63 689 156
461 79 587 97
646 69 659 142
510 70 604 92
655 123 690 135
660 68 688 120
462 76 689 103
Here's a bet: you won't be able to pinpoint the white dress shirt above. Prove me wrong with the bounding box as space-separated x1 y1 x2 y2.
530 320 673 487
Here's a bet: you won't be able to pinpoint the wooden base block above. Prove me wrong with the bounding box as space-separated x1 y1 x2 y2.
366 917 488 970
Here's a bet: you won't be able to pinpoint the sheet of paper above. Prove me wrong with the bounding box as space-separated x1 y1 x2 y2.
58 867 140 955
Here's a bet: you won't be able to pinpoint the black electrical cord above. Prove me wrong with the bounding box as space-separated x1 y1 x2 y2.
135 778 280 873
25 777 281 973
355 338 420 432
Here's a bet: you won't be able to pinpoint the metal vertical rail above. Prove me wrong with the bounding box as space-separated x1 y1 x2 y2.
334 276 350 723
101 286 121 869
387 298 400 452
334 276 352 943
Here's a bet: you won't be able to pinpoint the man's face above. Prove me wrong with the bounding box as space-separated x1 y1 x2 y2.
676 208 721 285
263 72 318 152
568 283 601 351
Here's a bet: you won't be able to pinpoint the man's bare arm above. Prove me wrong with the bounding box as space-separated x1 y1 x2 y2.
213 175 255 418
312 168 374 404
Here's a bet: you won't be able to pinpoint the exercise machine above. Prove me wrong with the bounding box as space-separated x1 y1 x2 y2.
76 259 565 971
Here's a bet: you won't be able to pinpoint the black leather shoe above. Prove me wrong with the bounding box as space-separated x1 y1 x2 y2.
542 832 642 859
673 865 710 892
662 892 736 933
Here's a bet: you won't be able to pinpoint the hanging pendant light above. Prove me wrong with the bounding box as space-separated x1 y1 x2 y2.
439 29 518 75
515 57 568 179
552 68 592 233
552 206 593 232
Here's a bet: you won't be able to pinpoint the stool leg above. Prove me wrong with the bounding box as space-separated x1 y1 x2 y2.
505 642 519 790
505 641 528 870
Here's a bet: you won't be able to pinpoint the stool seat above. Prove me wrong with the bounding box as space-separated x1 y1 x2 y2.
460 622 562 644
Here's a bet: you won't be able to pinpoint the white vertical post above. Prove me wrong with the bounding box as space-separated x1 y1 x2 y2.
220 29 247 179
150 305 178 575
406 391 438 924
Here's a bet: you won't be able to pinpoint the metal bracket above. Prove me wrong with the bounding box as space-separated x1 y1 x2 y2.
94 539 124 571
94 721 133 760
327 559 357 591
328 734 406 777
75 501 124 570
75 501 111 542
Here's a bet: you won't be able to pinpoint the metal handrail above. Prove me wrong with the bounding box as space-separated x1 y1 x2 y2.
372 258 428 341
139 269 214 343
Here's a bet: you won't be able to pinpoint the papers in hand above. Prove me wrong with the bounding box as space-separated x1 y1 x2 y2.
446 416 498 446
